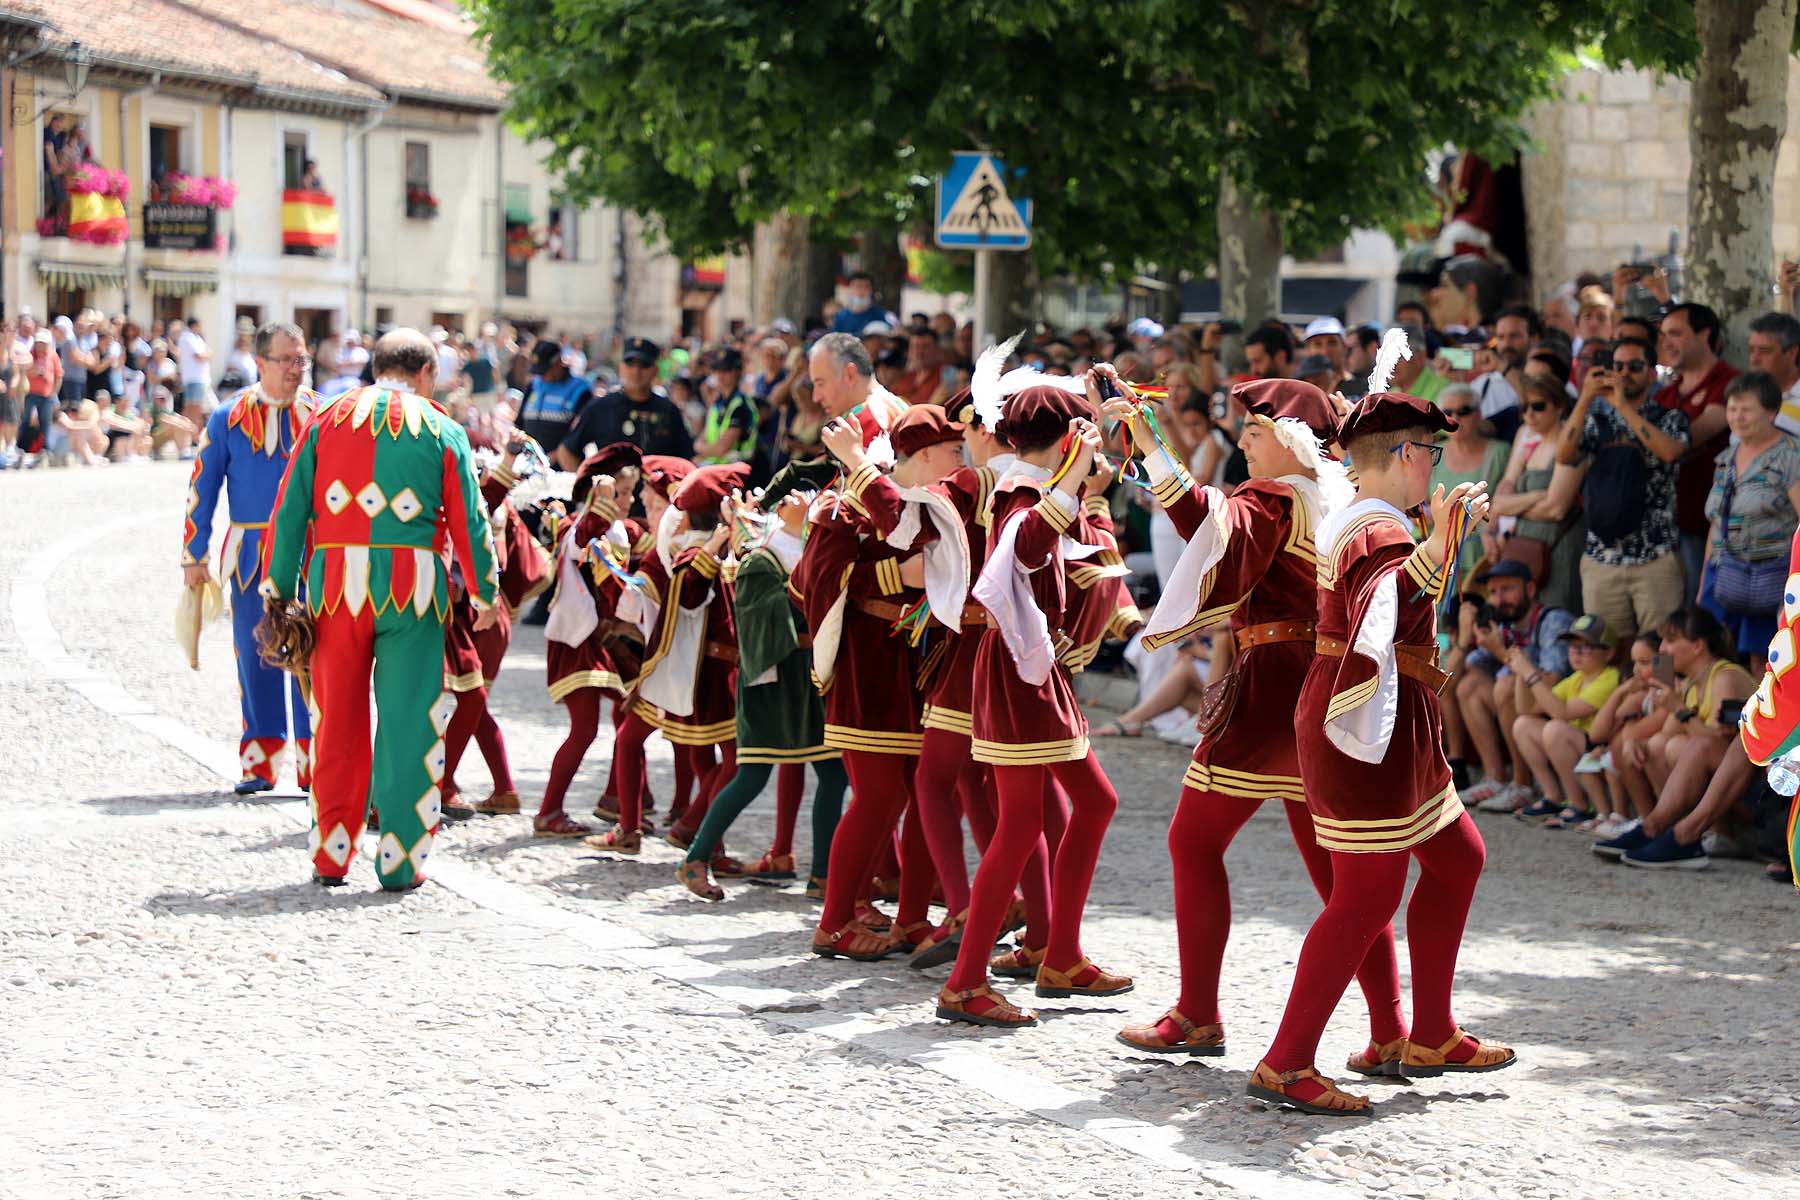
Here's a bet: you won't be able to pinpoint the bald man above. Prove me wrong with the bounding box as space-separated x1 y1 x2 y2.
261 328 501 890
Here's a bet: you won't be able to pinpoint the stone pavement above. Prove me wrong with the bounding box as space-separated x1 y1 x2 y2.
3 462 1798 1200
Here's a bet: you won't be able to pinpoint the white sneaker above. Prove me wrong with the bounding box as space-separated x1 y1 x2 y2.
1463 778 1506 806
1573 750 1606 775
1477 782 1529 813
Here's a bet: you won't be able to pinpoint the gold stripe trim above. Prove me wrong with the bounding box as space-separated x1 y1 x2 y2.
1313 786 1464 853
823 725 925 755
736 744 838 764
443 669 486 693
1033 494 1074 535
1325 674 1380 722
548 669 625 702
920 705 973 735
971 734 1091 765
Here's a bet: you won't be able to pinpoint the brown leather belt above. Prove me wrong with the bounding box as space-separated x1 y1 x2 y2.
1315 635 1450 695
1235 620 1316 652
960 602 991 627
856 598 909 622
704 641 739 664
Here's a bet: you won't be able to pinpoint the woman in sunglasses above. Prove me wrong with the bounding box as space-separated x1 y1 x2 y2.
1489 373 1585 613
1430 383 1512 586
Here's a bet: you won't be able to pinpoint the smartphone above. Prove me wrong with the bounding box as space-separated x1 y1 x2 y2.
1213 319 1244 336
940 364 958 388
1626 262 1660 275
1719 698 1747 726
1440 347 1474 371
1652 653 1676 688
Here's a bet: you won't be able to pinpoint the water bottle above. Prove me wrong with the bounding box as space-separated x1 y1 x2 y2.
1769 749 1800 797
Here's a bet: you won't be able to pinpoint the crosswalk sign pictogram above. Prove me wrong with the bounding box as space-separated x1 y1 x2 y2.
935 152 1032 250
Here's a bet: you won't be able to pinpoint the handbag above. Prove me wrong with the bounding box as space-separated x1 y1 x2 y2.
1193 665 1242 741
1713 459 1788 616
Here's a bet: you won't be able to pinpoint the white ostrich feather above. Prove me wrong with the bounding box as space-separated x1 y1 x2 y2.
971 331 1023 428
1366 327 1412 396
996 366 1087 397
866 432 896 470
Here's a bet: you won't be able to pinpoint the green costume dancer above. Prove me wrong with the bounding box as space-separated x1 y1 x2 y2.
261 332 499 890
679 461 847 901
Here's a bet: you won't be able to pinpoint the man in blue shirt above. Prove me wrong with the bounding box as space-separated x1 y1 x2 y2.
517 340 593 452
829 271 896 336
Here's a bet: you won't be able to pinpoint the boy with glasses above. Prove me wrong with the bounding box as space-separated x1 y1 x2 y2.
1555 336 1690 640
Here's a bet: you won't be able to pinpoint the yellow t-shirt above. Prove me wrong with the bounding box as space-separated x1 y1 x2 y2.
1553 666 1621 732
1682 658 1754 725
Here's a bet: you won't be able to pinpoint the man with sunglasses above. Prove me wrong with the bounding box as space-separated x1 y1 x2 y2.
1555 335 1690 642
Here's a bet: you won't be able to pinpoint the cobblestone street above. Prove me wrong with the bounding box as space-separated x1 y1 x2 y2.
5 463 1799 1200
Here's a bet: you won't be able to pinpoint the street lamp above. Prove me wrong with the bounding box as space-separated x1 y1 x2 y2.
64 41 90 97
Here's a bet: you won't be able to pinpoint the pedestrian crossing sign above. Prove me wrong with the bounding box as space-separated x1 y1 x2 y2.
935 151 1032 250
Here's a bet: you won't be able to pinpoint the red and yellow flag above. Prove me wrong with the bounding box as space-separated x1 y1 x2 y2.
281 189 338 250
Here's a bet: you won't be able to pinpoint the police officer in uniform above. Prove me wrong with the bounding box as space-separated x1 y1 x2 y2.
521 340 595 454
557 337 692 466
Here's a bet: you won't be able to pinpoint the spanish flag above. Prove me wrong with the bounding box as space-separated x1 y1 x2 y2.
67 191 127 244
281 189 338 250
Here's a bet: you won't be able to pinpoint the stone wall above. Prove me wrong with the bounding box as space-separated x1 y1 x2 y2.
1521 63 1800 300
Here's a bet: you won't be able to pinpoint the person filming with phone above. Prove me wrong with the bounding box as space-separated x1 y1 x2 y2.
1555 335 1690 642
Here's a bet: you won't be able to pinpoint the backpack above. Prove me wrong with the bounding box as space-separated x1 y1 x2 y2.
1582 440 1648 542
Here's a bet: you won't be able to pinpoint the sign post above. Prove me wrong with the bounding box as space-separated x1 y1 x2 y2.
934 151 1031 352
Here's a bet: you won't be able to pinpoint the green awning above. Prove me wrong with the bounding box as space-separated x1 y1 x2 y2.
36 261 126 291
143 269 219 297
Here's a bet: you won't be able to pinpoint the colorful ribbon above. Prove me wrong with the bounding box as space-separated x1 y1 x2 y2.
585 538 648 593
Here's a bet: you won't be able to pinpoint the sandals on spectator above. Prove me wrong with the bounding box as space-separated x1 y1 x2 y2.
1094 718 1143 738
1346 1035 1409 1077
1399 1028 1517 1077
474 789 521 815
532 811 591 839
812 922 900 962
675 860 723 901
1765 861 1795 885
936 984 1037 1028
1515 798 1560 820
1036 957 1134 998
990 943 1046 979
740 851 797 881
1246 1062 1371 1116
1544 807 1594 830
1116 1007 1225 1056
583 824 642 855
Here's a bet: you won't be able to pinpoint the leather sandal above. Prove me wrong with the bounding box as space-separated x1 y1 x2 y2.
583 824 642 855
997 897 1028 940
1245 1062 1371 1116
805 875 826 900
710 853 745 878
676 860 723 901
441 788 476 820
990 943 1046 979
1035 958 1135 999
740 851 797 881
909 924 963 971
812 922 900 963
474 789 522 815
664 825 695 851
1116 1007 1224 1056
936 984 1037 1028
854 900 893 933
870 875 901 902
592 797 621 823
892 920 935 951
532 811 591 839
1347 1035 1410 1077
1399 1028 1517 1077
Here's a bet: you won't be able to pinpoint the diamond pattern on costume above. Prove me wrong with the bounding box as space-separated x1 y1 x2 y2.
322 823 353 867
355 482 388 518
389 487 423 523
324 479 352 515
414 787 443 832
429 692 455 736
407 832 432 878
424 739 446 783
307 824 322 855
376 832 406 875
240 742 267 769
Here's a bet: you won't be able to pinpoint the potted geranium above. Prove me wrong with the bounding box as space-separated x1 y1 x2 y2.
406 186 439 219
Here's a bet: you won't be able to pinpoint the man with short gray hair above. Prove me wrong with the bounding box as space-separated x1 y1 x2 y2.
1747 311 1800 434
181 321 319 795
808 331 908 459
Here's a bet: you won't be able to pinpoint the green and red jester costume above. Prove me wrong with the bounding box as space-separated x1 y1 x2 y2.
261 383 499 890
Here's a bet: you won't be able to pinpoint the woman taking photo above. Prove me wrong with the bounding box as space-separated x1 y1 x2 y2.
1430 382 1511 584
1699 371 1800 664
1488 372 1586 613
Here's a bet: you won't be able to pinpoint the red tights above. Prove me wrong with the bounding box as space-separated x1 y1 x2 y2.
818 751 917 932
914 733 1057 939
946 754 1117 993
613 710 734 835
540 688 603 819
445 688 515 796
770 763 804 856
1264 813 1486 1072
1167 789 1405 1040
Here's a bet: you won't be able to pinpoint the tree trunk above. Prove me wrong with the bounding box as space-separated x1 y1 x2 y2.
1216 173 1283 368
751 211 811 326
858 222 909 319
1688 0 1796 364
976 250 1036 352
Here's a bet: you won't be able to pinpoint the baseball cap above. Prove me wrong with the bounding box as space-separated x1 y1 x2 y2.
1294 353 1336 379
1558 613 1617 649
875 343 908 369
712 347 743 371
1127 317 1164 339
770 318 797 335
1303 316 1345 341
621 337 660 366
1474 559 1534 583
859 320 895 338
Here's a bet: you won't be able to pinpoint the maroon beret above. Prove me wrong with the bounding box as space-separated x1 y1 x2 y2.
642 454 696 500
890 404 965 457
674 461 751 514
945 386 978 427
1232 377 1339 441
572 442 644 505
1335 391 1455 445
995 384 1093 449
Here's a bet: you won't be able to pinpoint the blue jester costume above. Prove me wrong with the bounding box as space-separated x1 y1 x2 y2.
182 386 318 791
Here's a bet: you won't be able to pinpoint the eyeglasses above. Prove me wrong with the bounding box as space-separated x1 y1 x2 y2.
1441 405 1477 418
1610 359 1649 371
263 354 311 368
1525 400 1556 413
1393 440 1444 467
